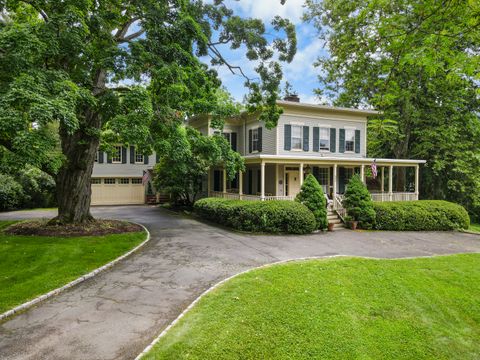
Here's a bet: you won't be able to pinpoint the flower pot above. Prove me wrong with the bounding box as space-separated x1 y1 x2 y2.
349 221 358 230
328 223 335 231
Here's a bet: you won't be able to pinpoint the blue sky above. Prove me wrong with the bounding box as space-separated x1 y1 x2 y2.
205 0 329 104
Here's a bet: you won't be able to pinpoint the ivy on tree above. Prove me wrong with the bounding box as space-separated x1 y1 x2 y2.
0 1 296 224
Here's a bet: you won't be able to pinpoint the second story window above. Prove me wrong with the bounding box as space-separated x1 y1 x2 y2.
319 128 330 151
222 132 231 144
345 129 355 152
252 128 259 152
135 150 144 164
112 146 122 163
291 125 303 150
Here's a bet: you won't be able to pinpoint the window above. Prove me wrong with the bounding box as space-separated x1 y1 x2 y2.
222 132 231 144
252 128 259 152
119 178 130 185
112 146 122 163
91 178 101 185
291 125 303 150
319 128 330 151
104 178 116 185
345 129 355 152
131 178 143 184
134 149 144 164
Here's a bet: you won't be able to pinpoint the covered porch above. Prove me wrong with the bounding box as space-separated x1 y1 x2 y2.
207 155 426 205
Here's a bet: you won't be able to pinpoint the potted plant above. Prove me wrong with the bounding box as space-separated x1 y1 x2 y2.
344 215 358 230
328 222 335 231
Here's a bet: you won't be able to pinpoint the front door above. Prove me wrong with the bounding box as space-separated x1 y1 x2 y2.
286 171 301 197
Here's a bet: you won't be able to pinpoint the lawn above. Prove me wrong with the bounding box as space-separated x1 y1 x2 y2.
469 223 480 233
145 255 480 360
0 220 146 314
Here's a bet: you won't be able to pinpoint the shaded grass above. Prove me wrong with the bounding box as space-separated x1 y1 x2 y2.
0 220 146 313
469 223 480 233
145 254 480 360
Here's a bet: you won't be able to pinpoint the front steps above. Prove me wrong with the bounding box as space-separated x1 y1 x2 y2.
327 210 346 229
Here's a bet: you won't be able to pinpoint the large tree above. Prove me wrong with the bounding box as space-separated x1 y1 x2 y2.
0 0 296 223
305 0 480 218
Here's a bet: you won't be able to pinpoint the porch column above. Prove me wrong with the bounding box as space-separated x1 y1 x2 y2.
207 168 211 196
415 165 419 200
381 167 385 192
223 169 227 194
333 164 337 198
239 170 243 199
275 164 279 196
388 165 393 201
260 161 265 200
360 165 365 183
299 163 304 187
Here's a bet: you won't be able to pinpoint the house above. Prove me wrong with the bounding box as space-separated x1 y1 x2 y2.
90 145 157 205
189 96 426 214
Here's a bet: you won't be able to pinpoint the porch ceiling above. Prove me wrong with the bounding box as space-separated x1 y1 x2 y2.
243 154 426 166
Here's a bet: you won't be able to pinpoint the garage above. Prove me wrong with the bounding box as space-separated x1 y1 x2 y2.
91 177 145 205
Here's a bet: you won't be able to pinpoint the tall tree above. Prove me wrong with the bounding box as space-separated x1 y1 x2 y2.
305 0 480 217
0 0 296 223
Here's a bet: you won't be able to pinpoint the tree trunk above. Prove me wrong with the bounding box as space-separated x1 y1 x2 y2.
52 110 101 224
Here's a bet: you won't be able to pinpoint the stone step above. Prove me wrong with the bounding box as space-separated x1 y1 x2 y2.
328 218 342 224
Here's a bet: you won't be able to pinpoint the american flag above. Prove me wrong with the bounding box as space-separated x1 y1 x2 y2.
371 161 378 179
142 170 150 185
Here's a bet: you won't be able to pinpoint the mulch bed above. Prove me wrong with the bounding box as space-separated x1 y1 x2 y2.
4 219 144 237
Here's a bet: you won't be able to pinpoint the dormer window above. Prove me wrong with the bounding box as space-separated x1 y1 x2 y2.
345 129 355 152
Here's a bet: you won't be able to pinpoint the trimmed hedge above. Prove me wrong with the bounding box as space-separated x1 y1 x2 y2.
194 198 316 234
374 200 470 231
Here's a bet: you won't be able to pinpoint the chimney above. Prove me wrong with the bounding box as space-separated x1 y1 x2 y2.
283 94 300 102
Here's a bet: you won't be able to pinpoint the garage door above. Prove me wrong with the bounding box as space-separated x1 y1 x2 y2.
91 178 145 205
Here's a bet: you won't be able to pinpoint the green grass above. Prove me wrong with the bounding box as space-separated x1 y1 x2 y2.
469 223 480 233
0 221 146 314
145 255 480 360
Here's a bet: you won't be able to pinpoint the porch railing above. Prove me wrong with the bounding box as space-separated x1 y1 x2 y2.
371 192 418 202
208 191 294 201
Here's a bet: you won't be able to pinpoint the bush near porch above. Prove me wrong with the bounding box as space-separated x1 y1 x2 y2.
374 200 470 231
194 198 316 234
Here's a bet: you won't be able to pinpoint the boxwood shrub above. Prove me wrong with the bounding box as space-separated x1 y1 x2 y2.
194 198 317 234
374 200 470 231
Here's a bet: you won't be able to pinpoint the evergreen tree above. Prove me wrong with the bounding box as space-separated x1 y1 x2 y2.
295 174 328 230
343 174 376 229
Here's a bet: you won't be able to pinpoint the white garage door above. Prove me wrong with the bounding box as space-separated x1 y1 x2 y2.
91 178 145 205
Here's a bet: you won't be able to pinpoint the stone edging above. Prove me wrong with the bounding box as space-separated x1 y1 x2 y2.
134 252 477 359
0 222 150 322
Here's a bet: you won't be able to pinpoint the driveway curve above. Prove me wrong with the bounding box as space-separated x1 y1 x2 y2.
0 206 479 360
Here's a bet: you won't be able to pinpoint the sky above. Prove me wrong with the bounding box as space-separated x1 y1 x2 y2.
204 0 329 105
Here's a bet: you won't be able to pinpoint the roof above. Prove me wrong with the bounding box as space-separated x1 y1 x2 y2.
244 154 426 165
277 100 380 116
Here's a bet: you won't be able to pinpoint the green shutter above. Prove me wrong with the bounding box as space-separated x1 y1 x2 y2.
248 129 252 153
257 127 262 152
144 154 149 164
303 126 309 151
339 129 345 153
284 124 291 150
313 127 319 152
339 167 346 193
330 128 336 153
130 146 135 164
98 151 104 163
231 132 237 151
122 146 127 164
355 130 361 153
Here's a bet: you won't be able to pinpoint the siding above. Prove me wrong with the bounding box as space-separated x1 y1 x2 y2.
92 153 156 177
245 121 276 155
277 114 367 158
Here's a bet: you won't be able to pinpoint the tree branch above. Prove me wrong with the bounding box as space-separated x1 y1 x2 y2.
207 43 253 81
19 1 49 22
114 17 145 43
117 29 145 43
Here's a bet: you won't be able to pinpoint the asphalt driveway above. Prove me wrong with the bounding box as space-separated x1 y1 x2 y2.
0 206 479 360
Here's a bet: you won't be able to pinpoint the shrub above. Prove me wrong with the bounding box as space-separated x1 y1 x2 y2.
17 167 56 209
295 174 327 230
374 200 470 231
0 174 24 211
194 198 316 234
343 174 376 229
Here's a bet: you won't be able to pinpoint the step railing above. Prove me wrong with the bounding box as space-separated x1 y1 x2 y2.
333 194 346 222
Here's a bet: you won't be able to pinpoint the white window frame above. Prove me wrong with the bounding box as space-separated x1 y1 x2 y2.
112 146 122 163
291 125 303 151
319 127 330 151
251 128 259 152
104 178 116 185
91 178 101 185
131 178 143 185
134 148 144 164
119 178 130 185
345 129 355 153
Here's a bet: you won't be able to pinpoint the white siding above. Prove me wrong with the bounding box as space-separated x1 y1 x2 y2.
92 152 156 177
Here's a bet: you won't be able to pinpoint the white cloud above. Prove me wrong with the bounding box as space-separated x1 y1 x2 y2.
226 0 306 24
